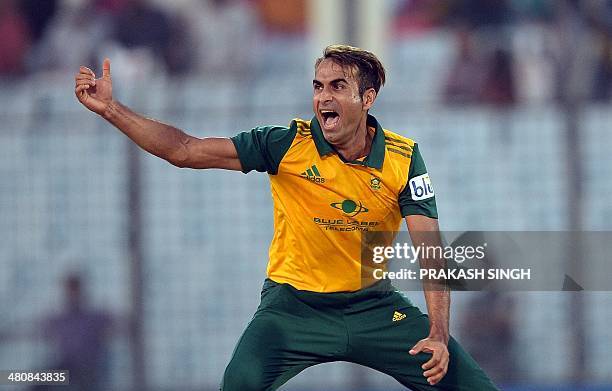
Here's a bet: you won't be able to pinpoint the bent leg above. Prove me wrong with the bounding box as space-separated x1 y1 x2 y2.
221 313 321 391
346 291 499 391
221 282 346 391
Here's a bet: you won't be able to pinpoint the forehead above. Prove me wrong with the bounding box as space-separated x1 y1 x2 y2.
314 59 358 83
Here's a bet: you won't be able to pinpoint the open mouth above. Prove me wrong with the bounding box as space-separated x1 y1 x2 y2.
320 109 340 129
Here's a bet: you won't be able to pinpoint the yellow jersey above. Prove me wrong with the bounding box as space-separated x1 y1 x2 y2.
231 114 437 292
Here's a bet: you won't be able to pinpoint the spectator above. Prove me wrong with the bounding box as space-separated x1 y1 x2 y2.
509 0 555 22
450 0 512 30
28 1 113 74
551 0 600 103
511 21 558 103
258 0 305 34
113 0 181 74
18 0 57 45
480 48 517 106
185 0 258 75
37 273 113 391
393 0 452 35
591 32 612 101
460 291 516 384
586 0 612 101
0 0 31 76
95 0 129 14
442 28 486 104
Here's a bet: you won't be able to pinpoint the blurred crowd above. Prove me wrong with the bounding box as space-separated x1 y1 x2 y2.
0 0 610 104
0 0 294 78
395 0 612 104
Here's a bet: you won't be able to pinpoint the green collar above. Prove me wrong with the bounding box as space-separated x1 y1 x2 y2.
310 113 385 169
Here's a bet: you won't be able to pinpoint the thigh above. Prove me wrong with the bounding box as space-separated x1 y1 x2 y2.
346 291 499 391
221 282 345 391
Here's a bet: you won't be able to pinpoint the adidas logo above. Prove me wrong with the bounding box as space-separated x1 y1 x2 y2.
300 165 325 183
392 311 407 322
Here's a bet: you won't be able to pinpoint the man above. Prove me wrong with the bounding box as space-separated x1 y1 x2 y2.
75 45 498 390
40 273 113 391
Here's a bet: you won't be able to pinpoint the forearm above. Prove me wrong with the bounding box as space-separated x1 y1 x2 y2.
420 237 450 343
406 216 451 344
102 100 191 165
423 284 450 343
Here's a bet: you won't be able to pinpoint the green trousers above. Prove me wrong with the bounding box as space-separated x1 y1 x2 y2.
221 279 499 390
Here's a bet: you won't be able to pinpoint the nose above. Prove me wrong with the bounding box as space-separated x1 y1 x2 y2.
319 86 333 103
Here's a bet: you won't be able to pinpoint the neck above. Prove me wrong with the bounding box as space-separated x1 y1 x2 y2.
335 116 372 161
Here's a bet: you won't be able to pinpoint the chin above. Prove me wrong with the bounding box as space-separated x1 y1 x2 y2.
320 124 342 140
322 129 340 144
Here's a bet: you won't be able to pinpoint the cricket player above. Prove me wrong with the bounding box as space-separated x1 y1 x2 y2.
75 45 499 390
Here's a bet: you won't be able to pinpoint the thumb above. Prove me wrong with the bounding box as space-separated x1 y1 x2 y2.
102 58 111 79
409 340 425 355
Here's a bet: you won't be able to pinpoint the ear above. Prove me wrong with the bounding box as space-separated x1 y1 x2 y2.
362 88 377 110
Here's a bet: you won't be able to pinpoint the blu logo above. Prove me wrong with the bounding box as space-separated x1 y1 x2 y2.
409 173 434 201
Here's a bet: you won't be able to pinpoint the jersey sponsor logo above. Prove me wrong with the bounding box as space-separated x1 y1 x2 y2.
330 199 369 217
313 200 375 232
392 311 407 322
313 217 379 232
409 173 434 201
300 164 325 183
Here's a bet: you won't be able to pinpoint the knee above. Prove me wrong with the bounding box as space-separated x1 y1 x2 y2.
221 361 268 391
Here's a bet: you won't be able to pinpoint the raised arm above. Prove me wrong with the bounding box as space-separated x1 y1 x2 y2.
405 214 450 386
74 59 242 170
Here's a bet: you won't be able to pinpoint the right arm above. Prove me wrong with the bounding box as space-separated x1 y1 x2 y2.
74 59 242 170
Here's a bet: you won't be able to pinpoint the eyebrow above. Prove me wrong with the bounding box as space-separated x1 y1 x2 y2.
312 78 349 85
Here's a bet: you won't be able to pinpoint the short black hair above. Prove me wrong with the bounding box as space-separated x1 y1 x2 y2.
315 44 386 96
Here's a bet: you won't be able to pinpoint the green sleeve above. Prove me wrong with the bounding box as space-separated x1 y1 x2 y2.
398 143 438 218
230 125 297 174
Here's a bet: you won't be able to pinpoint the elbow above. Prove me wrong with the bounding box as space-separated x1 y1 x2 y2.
167 150 212 169
168 156 191 168
167 149 191 168
169 159 188 169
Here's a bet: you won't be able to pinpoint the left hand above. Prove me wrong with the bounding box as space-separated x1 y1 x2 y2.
409 337 449 385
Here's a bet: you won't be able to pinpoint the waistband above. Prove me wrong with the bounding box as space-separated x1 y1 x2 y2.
263 278 395 305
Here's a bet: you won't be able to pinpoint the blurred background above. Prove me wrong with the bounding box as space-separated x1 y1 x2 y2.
1 0 611 390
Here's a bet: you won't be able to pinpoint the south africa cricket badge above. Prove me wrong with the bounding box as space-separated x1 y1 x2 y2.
370 176 381 191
